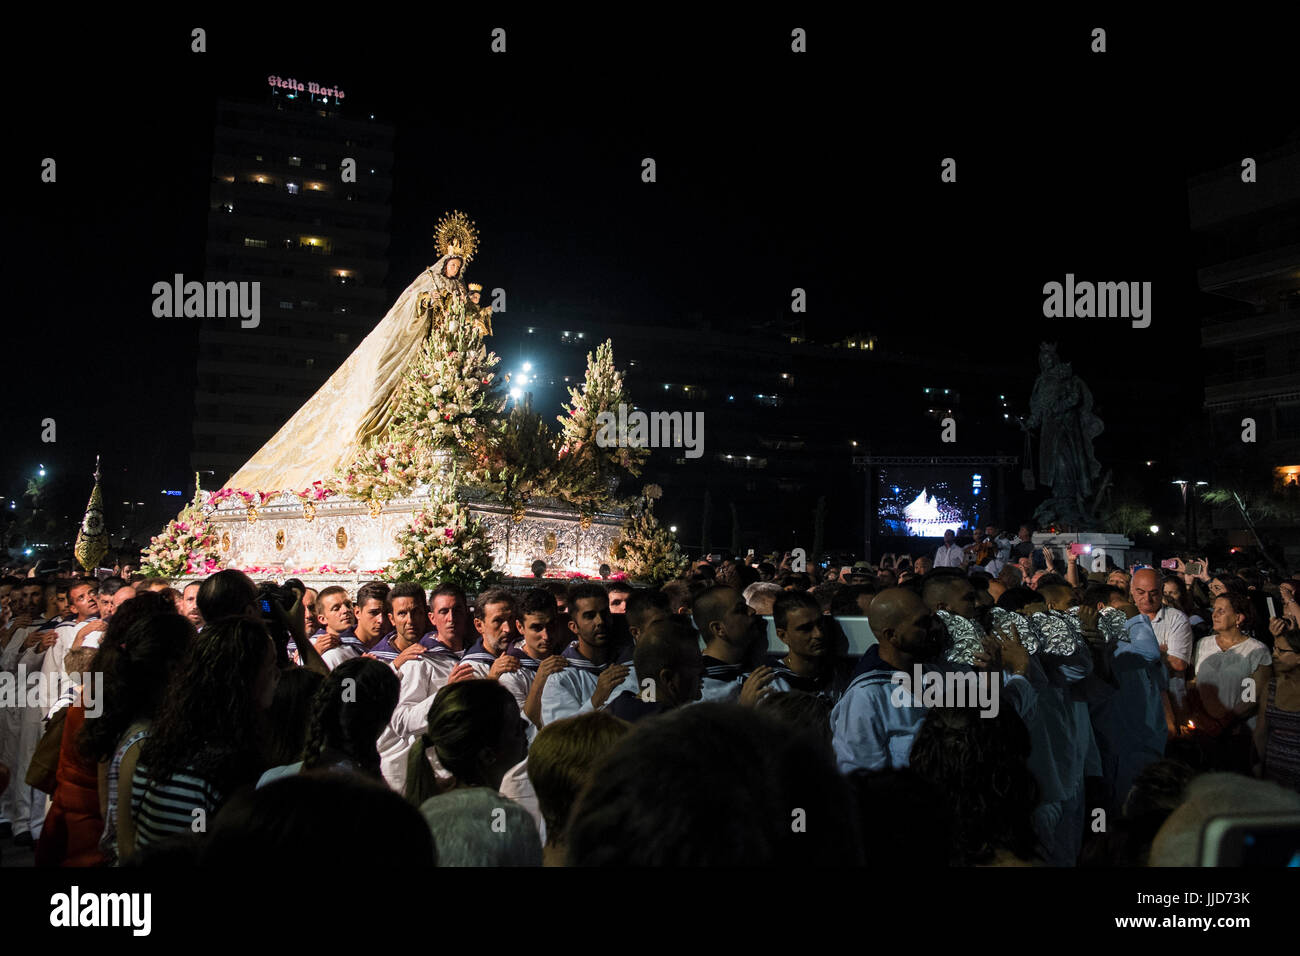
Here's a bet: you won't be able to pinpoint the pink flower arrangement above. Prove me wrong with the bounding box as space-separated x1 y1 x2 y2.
293 482 336 503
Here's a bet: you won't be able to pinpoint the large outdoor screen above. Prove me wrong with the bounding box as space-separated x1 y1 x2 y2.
876 467 986 538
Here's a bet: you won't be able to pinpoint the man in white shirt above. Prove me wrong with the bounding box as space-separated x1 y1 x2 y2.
10 580 99 844
1131 568 1193 715
0 581 49 842
73 577 136 651
380 584 470 790
312 586 360 670
36 580 100 712
933 529 966 569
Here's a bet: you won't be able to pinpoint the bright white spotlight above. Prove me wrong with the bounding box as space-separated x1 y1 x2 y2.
522 361 532 372
510 387 523 400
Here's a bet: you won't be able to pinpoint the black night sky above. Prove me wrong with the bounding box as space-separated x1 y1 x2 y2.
3 12 1296 558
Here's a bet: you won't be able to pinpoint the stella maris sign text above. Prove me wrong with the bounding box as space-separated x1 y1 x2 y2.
268 75 346 101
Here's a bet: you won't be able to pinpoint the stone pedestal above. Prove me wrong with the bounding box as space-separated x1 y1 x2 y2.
1033 532 1135 574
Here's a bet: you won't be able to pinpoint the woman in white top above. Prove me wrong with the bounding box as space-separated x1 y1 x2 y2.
1189 593 1273 773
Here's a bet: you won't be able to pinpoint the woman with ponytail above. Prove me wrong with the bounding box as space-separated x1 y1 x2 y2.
403 680 529 806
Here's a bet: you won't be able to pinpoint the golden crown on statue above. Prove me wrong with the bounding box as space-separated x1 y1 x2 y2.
467 282 482 292
434 210 480 263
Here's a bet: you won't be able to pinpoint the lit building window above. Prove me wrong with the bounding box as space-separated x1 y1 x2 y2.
279 301 294 310
288 156 302 167
287 182 300 195
243 238 267 249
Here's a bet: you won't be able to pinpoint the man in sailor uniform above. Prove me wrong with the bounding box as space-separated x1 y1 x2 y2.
830 587 1037 775
461 588 519 679
540 582 629 726
499 588 566 729
691 585 769 704
766 591 853 703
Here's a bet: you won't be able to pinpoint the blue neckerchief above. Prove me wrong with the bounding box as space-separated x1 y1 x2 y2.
423 640 462 660
607 690 668 722
702 655 743 681
367 633 404 661
504 646 544 671
461 638 496 664
770 663 823 692
561 645 607 672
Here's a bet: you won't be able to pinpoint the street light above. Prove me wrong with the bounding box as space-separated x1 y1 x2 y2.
669 526 677 533
1150 525 1159 533
37 464 46 477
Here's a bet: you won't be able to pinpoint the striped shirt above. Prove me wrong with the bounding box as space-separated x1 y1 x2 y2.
100 724 150 864
1265 678 1300 792
130 762 225 850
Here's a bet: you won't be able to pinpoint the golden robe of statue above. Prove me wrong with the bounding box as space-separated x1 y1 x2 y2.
225 253 469 493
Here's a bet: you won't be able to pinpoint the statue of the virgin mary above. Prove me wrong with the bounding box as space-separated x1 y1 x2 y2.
225 211 483 494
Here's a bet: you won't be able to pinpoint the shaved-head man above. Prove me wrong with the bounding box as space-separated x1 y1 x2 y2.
606 617 704 722
830 586 1036 776
692 585 768 703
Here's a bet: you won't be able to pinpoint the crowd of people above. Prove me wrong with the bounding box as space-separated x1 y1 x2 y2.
1 527 1299 867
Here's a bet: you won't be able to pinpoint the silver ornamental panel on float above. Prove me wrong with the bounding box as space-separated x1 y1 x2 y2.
201 488 623 589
